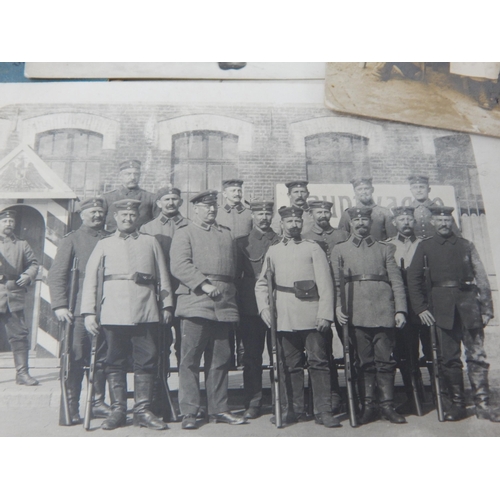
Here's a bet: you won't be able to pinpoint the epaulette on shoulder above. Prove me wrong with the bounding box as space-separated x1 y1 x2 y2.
378 240 388 245
62 230 75 239
100 233 113 239
302 239 318 245
271 237 282 246
219 224 231 231
383 236 396 243
417 235 432 240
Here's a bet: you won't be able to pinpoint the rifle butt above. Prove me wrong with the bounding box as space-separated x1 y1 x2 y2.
343 323 358 428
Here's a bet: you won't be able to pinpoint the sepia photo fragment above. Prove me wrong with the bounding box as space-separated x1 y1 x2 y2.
0 80 499 437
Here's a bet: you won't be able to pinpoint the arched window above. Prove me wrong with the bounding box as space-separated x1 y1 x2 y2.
172 130 238 215
305 132 370 183
35 129 103 197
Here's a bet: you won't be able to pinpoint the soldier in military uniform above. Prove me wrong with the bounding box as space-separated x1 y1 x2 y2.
338 177 396 241
235 200 280 419
0 209 39 386
302 200 349 413
408 206 500 422
48 197 111 424
170 190 246 429
256 205 340 428
102 160 156 232
384 206 426 415
141 186 189 365
216 179 253 238
332 207 407 425
81 199 174 431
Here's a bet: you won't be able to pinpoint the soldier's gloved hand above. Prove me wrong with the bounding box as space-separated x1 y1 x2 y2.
482 314 493 327
395 312 406 329
418 310 435 327
54 307 74 324
201 282 221 298
162 308 173 325
260 307 272 328
16 274 31 287
316 318 331 333
336 307 348 326
84 314 100 336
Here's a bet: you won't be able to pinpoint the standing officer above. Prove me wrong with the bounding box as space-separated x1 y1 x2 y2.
216 179 253 238
81 199 173 431
256 206 340 428
170 190 246 429
0 209 39 386
235 200 280 419
102 160 156 232
407 206 499 422
302 200 349 414
48 197 111 424
384 206 426 415
332 207 407 425
141 186 189 365
272 180 313 234
338 177 396 241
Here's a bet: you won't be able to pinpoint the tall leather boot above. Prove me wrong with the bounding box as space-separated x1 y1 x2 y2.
101 372 127 430
13 350 39 386
443 369 467 422
66 365 84 425
377 372 406 424
358 371 378 425
468 363 500 422
133 373 168 430
91 368 112 418
397 363 417 415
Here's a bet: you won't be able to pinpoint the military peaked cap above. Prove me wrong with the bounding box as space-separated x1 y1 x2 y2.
347 206 372 219
156 186 182 199
0 209 17 220
350 177 373 188
408 174 430 185
222 179 244 188
249 200 274 212
78 197 105 213
392 206 415 217
119 159 142 171
429 206 454 216
112 199 141 212
285 180 309 190
278 205 303 219
308 200 333 211
190 190 219 204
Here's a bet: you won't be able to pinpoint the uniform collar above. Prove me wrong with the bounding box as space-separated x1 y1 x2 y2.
0 234 16 243
350 234 375 247
223 202 245 213
397 233 416 243
357 201 377 209
435 233 458 245
311 224 334 235
251 227 275 240
282 236 302 245
80 224 105 237
193 220 222 232
292 202 309 211
116 230 139 240
411 198 433 208
119 186 142 196
159 213 183 225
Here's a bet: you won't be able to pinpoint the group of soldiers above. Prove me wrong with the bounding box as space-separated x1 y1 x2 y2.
1 158 499 432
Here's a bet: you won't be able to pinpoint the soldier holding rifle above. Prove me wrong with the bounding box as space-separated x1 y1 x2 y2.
48 197 111 425
407 206 500 422
332 207 407 425
255 205 339 428
81 199 174 431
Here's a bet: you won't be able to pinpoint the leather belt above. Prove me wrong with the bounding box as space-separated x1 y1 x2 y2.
432 280 475 288
0 274 19 283
104 274 135 281
346 274 389 283
205 274 234 283
275 284 295 293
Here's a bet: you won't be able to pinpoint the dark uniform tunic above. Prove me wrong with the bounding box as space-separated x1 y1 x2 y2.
0 235 38 352
302 224 349 264
338 203 397 242
236 227 280 409
216 203 253 239
102 186 157 232
407 233 493 380
170 221 239 416
48 225 110 366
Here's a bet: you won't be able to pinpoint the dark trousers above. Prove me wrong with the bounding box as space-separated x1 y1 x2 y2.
0 310 30 352
393 322 422 373
279 330 332 416
103 324 158 376
72 316 107 370
240 314 272 409
178 318 231 416
352 326 396 374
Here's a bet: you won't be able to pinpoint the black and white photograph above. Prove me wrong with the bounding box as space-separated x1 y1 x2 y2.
325 62 500 137
0 79 500 438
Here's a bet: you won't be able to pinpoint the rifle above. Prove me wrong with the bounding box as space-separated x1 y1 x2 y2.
157 323 179 422
400 258 423 417
423 255 445 422
338 256 358 428
59 257 79 426
83 255 104 430
266 257 283 428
